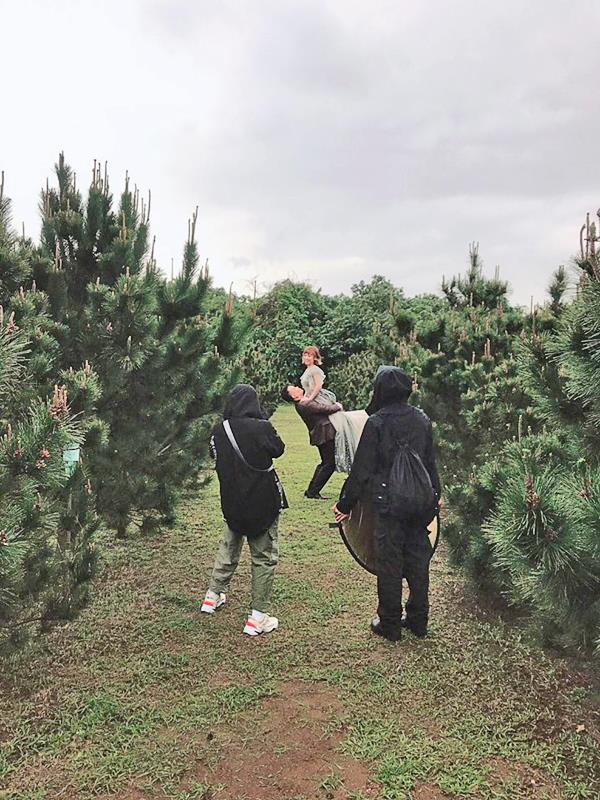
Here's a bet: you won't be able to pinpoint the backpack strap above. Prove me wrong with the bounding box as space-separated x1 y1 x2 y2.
222 420 275 473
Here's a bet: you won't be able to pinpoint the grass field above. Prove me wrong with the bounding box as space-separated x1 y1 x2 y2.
1 405 600 800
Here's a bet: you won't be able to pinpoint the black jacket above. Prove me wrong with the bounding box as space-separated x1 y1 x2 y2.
337 367 440 514
211 385 288 536
294 398 341 446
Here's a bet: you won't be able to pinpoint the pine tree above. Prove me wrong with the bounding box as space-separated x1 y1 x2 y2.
553 219 600 455
0 176 99 652
548 265 568 317
442 242 509 310
399 248 525 476
36 155 239 537
459 214 600 651
0 341 74 652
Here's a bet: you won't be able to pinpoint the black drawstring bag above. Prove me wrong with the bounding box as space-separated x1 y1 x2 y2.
374 442 438 522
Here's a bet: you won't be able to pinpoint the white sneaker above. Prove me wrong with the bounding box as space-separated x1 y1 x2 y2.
201 590 226 614
243 612 279 636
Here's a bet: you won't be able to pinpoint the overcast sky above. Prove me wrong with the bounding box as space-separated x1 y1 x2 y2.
1 0 599 305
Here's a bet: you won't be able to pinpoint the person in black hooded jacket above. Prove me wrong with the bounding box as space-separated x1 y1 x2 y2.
201 384 288 637
333 366 441 641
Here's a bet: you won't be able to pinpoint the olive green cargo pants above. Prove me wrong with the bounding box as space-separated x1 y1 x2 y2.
209 519 279 613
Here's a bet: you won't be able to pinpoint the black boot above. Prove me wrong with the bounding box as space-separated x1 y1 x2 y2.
400 617 427 638
304 490 326 500
370 616 401 642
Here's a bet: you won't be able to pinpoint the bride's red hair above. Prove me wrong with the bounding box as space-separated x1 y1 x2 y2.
303 346 323 366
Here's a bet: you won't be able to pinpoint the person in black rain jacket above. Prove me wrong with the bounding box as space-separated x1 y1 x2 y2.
333 366 441 641
201 384 288 637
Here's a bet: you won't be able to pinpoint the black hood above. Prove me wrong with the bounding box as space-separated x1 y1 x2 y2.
223 384 266 420
366 366 412 415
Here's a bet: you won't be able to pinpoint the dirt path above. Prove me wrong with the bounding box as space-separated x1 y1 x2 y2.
1 406 600 800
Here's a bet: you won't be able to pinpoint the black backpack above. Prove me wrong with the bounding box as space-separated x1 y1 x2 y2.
376 441 438 521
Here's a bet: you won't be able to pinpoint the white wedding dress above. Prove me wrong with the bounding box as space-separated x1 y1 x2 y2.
300 365 368 473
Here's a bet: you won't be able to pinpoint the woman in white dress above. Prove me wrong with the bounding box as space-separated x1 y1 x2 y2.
299 346 367 473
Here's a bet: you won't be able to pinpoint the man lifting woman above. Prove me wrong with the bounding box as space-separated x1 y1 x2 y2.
280 346 367 498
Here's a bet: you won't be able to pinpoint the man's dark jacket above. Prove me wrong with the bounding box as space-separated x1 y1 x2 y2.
337 366 440 515
294 398 340 446
211 385 288 537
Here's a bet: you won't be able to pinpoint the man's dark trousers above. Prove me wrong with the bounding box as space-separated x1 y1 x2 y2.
306 439 336 496
375 514 432 636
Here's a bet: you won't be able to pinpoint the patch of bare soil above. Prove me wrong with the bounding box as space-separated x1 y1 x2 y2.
412 783 451 799
4 752 74 799
192 680 378 799
487 757 563 799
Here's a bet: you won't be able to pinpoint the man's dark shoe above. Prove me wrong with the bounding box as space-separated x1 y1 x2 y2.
304 491 326 500
400 617 428 638
370 616 401 642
